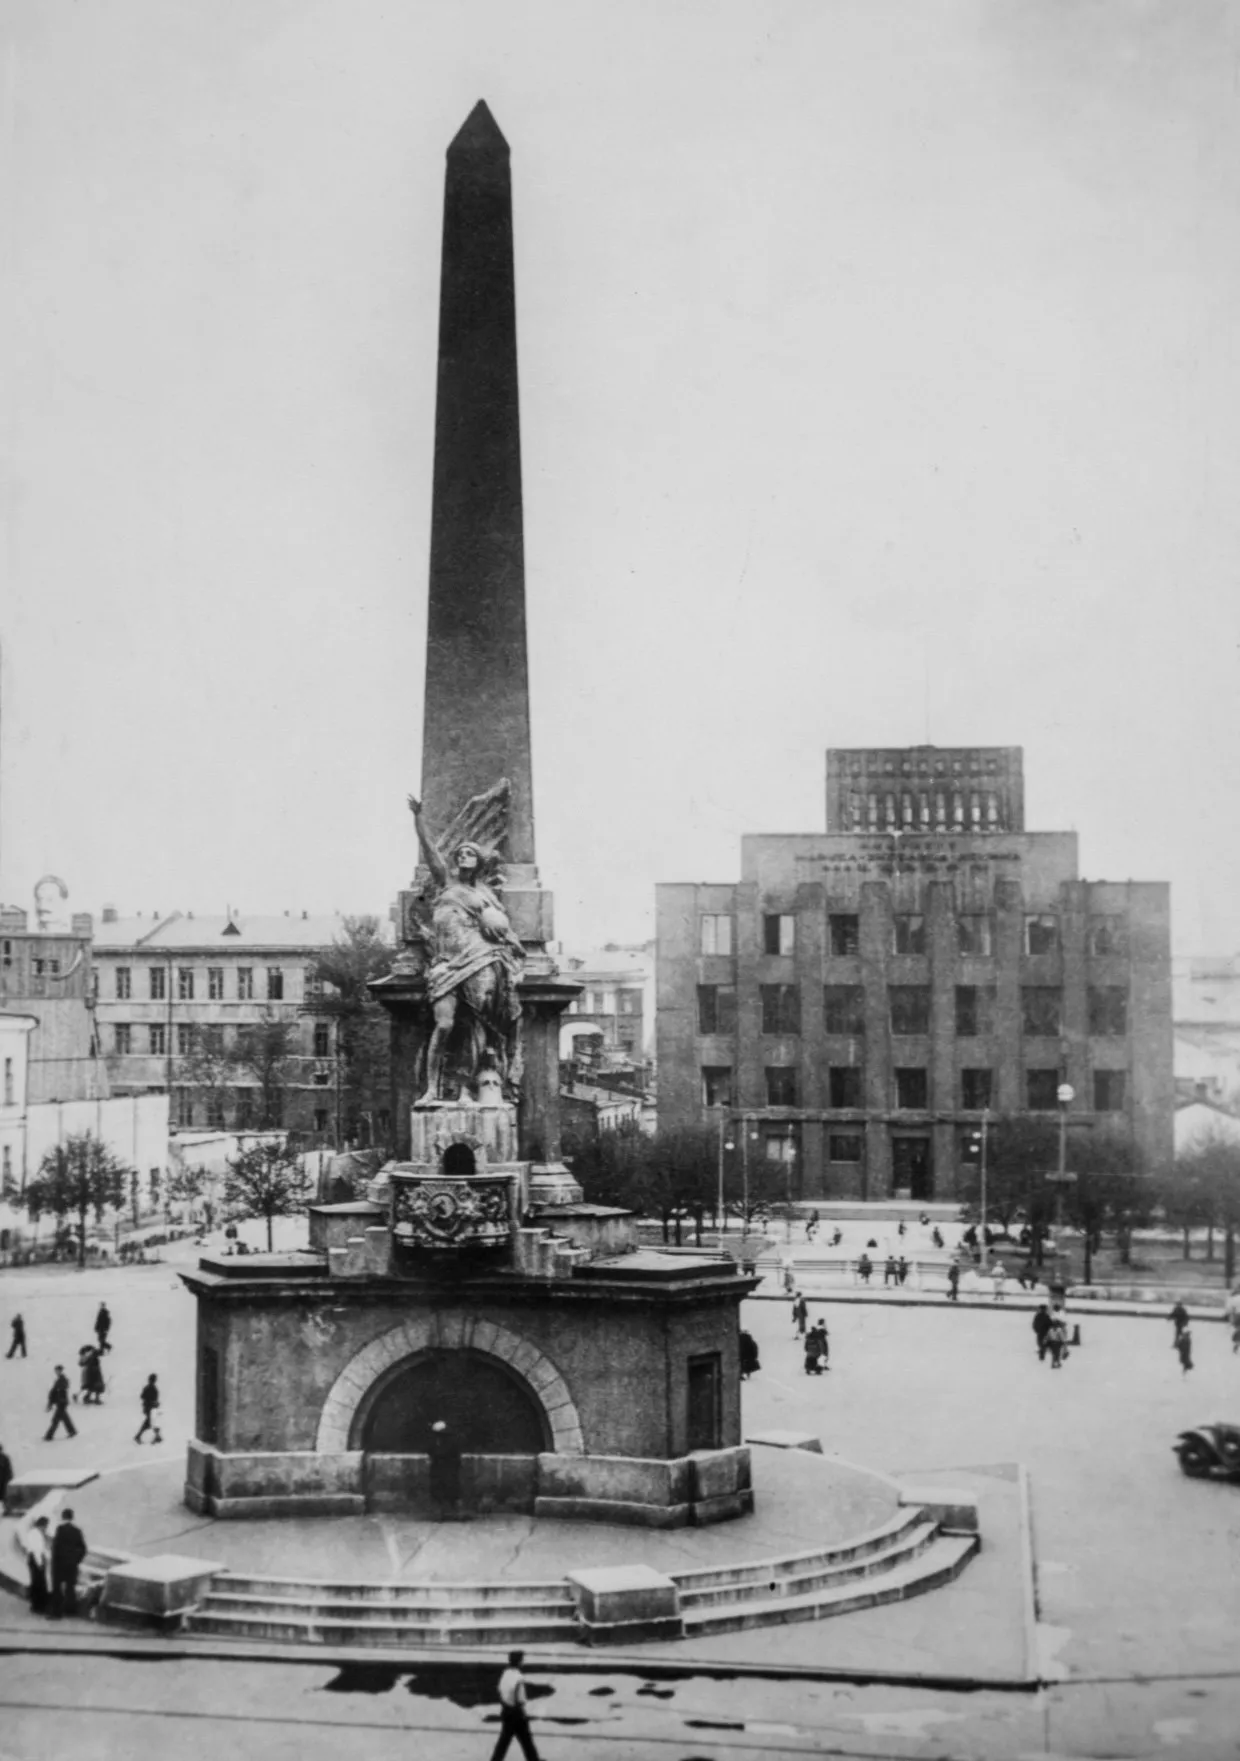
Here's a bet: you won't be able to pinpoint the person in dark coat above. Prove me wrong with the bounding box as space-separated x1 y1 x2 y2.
791 1292 808 1337
1032 1305 1053 1360
50 1508 88 1618
43 1366 77 1441
857 1252 873 1285
6 1314 26 1359
946 1262 960 1302
0 1442 13 1506
804 1320 829 1374
738 1331 760 1379
1176 1325 1194 1375
79 1345 106 1405
94 1303 112 1355
1168 1301 1189 1345
883 1254 897 1286
1047 1313 1068 1368
134 1374 162 1444
427 1419 461 1516
897 1255 909 1286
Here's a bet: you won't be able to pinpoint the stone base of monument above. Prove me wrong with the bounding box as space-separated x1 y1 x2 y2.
566 1565 684 1644
535 1447 752 1529
97 1554 225 1630
4 1468 101 1516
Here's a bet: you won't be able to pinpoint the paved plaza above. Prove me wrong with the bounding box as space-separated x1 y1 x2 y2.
2 1240 1240 1755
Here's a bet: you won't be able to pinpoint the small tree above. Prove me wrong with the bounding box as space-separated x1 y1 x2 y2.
233 1011 299 1129
24 1132 130 1267
309 917 394 1149
225 1141 307 1252
1173 1130 1240 1284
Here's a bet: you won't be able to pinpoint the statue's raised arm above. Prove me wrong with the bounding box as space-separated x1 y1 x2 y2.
407 795 449 891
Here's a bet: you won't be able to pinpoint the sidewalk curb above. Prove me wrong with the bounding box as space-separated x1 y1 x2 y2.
749 1287 1227 1320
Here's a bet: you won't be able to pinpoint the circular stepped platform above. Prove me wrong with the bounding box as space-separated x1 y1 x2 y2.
41 1448 978 1649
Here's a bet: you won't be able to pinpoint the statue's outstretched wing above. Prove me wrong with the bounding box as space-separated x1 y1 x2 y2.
434 777 511 869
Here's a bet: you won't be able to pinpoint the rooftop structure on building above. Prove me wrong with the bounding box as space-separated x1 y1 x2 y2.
657 744 1173 1202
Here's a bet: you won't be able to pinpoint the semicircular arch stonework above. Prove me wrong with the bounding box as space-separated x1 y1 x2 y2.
315 1312 585 1456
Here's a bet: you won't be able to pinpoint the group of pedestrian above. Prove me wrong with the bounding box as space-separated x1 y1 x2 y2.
20 1506 88 1619
1031 1304 1070 1368
803 1320 829 1375
882 1254 910 1287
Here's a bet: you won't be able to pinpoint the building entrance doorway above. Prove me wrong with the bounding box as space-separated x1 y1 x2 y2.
892 1136 932 1201
360 1350 548 1458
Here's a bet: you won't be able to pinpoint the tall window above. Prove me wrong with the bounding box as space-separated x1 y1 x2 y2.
701 1066 733 1108
956 985 980 1037
236 1092 254 1129
960 1068 993 1110
889 986 930 1036
1025 914 1058 955
697 985 737 1036
828 915 860 957
765 1067 798 1106
177 1023 193 1057
699 915 733 956
177 967 195 1000
1088 916 1127 957
763 914 795 956
208 968 224 1001
266 967 284 1001
314 1109 329 1134
115 967 132 1000
892 915 926 955
894 1067 928 1109
1088 987 1128 1036
237 967 254 1001
1022 987 1062 1037
149 1024 166 1056
828 1066 863 1108
957 915 993 956
760 984 800 1035
1026 1069 1059 1110
114 1023 132 1055
1094 1071 1127 1112
823 985 865 1036
149 967 166 1001
313 1022 331 1058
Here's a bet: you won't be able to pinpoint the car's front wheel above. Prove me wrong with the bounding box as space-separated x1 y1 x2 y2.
1176 1439 1215 1478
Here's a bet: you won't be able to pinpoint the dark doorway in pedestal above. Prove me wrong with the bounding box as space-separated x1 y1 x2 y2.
892 1135 932 1200
361 1350 548 1457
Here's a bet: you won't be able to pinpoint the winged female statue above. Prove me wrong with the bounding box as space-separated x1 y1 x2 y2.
406 781 525 1106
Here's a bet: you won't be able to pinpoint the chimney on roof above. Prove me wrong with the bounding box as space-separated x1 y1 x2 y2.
102 905 118 924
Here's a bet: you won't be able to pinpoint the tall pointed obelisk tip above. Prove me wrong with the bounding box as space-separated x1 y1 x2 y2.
448 100 509 155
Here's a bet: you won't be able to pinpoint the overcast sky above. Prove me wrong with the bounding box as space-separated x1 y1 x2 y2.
2 0 1237 953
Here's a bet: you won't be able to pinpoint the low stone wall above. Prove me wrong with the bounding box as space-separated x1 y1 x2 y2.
184 1440 751 1528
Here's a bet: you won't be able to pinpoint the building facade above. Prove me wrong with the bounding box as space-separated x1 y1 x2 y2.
0 905 108 1103
657 746 1173 1202
92 910 367 1141
557 945 653 1070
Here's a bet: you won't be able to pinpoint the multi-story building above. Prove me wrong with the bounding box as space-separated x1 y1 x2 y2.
92 909 368 1141
0 904 108 1103
558 945 653 1071
1172 954 1240 1107
657 746 1173 1201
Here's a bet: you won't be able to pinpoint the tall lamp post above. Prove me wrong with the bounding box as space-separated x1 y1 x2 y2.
716 1110 734 1235
978 1108 990 1273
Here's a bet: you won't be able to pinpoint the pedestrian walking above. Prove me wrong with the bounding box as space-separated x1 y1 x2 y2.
50 1508 88 1619
490 1650 541 1761
1047 1313 1068 1368
805 1209 819 1242
94 1303 112 1355
857 1253 873 1285
804 1320 829 1373
6 1314 26 1359
428 1417 460 1516
1176 1325 1194 1376
946 1262 960 1302
931 1226 944 1248
991 1261 1007 1303
1169 1301 1189 1344
0 1442 13 1507
78 1344 106 1405
21 1513 51 1614
739 1330 760 1379
1224 1289 1240 1354
830 1227 843 1247
1032 1305 1053 1361
134 1374 162 1444
791 1292 808 1337
43 1366 77 1441
897 1221 906 1238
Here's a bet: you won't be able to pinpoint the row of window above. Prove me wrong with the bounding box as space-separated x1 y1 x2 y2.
699 983 1128 1040
702 913 1130 960
109 964 290 1002
111 1022 334 1057
702 1065 1127 1113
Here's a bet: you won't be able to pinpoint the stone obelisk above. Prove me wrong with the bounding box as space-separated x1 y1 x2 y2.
421 100 535 870
379 103 577 1169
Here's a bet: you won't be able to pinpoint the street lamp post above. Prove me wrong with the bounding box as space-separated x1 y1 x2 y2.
1055 1083 1075 1230
979 1108 989 1274
716 1110 732 1235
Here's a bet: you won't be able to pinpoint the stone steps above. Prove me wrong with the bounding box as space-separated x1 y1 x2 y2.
682 1532 978 1636
181 1505 977 1649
